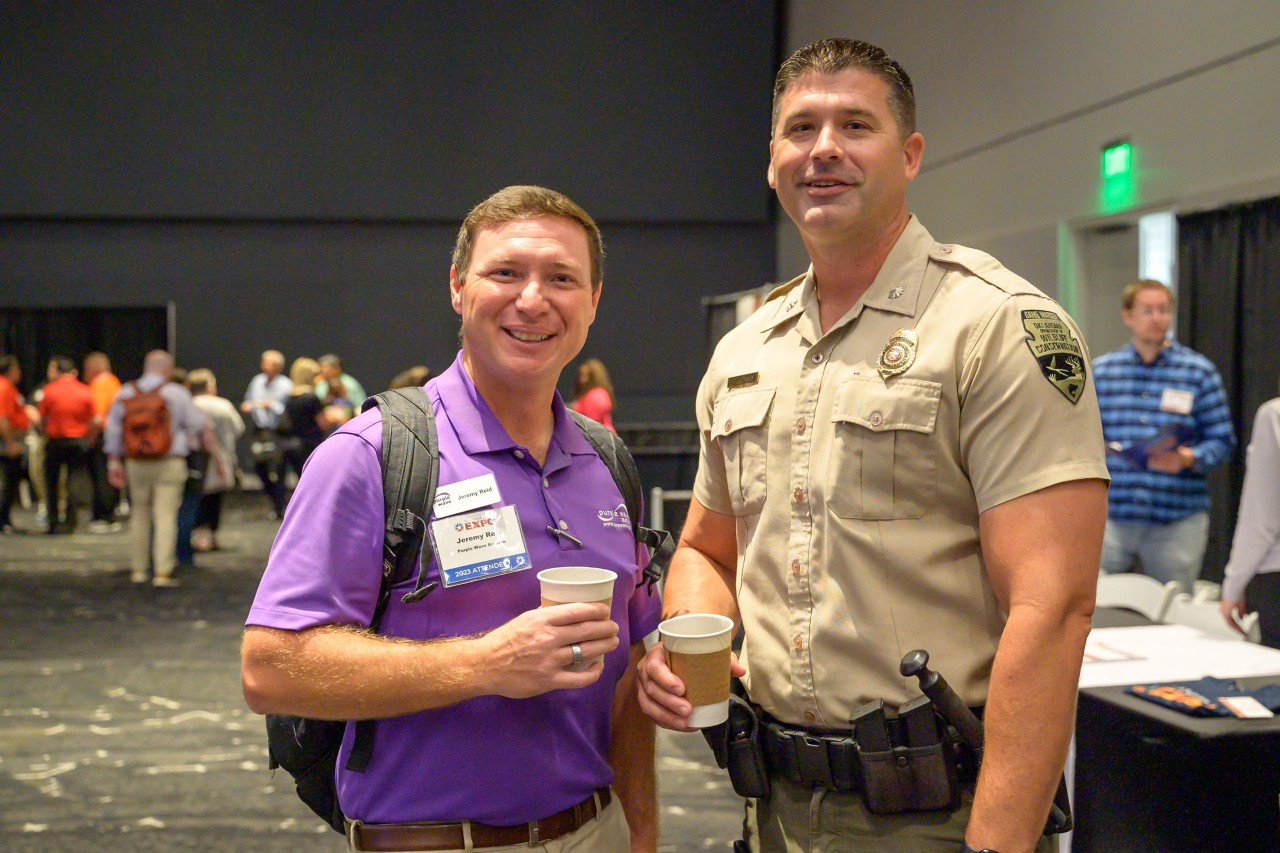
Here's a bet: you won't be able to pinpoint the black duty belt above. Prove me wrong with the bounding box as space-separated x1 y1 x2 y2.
758 707 984 791
760 713 863 791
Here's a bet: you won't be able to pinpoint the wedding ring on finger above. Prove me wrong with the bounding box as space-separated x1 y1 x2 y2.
570 643 584 666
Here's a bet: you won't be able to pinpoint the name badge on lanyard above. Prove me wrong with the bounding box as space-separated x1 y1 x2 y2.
430 505 532 587
1160 388 1194 415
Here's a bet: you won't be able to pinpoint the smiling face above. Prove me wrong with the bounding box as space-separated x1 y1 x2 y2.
768 69 923 252
451 215 601 402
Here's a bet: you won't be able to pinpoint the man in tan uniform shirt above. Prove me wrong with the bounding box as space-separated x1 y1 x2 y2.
638 38 1109 853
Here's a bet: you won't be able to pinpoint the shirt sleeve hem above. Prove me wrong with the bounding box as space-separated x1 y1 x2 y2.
975 461 1111 515
246 605 355 632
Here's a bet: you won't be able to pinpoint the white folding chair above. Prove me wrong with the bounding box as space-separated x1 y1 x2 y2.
1095 572 1181 622
1163 592 1261 642
1192 580 1222 604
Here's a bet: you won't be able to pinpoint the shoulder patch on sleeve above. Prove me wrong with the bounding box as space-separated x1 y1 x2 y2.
1021 309 1087 404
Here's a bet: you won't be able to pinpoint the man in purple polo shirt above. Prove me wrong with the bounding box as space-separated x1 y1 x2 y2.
242 186 659 852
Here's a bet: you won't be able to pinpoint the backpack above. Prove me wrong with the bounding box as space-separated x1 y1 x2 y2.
121 382 173 458
265 386 674 832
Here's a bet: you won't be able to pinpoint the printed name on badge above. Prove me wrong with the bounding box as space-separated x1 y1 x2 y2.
430 505 531 587
1160 388 1194 415
433 472 501 518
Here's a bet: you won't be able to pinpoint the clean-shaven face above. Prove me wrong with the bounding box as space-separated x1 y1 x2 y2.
1123 287 1173 348
768 69 922 248
451 216 601 396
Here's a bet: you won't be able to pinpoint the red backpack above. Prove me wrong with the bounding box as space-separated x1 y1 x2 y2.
121 383 172 458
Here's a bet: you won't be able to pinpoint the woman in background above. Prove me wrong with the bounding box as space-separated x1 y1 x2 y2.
1221 380 1280 648
280 357 328 480
571 357 616 433
188 368 244 553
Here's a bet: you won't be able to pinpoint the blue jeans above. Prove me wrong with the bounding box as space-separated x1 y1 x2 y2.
1100 512 1209 593
176 479 202 565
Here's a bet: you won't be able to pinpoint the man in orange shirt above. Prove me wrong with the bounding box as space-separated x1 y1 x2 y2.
84 352 123 531
38 356 95 534
0 355 31 533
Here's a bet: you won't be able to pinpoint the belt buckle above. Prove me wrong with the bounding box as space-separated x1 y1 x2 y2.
527 820 539 846
345 819 364 852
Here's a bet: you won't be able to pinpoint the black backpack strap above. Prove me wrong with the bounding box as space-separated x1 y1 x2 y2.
347 387 439 773
567 410 674 591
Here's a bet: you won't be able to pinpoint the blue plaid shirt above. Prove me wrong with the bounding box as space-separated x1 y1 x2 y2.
1094 341 1235 524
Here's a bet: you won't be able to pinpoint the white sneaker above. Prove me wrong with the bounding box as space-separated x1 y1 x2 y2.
152 576 180 588
130 570 148 584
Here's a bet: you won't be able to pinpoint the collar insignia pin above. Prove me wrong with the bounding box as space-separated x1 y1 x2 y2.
888 287 904 299
877 329 919 379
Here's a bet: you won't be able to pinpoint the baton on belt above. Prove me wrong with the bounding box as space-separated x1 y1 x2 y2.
900 649 1072 834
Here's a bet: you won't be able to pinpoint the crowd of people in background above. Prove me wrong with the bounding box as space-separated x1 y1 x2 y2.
0 348 441 582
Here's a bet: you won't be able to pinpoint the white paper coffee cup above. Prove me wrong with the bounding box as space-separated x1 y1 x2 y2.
659 613 734 728
538 566 617 670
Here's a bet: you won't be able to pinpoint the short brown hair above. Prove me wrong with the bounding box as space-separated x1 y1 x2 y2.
186 367 216 395
1121 279 1174 311
772 38 916 137
451 185 603 289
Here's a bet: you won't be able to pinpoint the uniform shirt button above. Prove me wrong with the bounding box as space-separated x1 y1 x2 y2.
792 487 805 504
792 634 803 651
790 559 801 576
558 519 568 530
513 449 525 459
542 478 550 488
803 710 816 724
940 245 952 254
810 352 825 365
794 417 806 435
869 411 883 427
724 419 733 431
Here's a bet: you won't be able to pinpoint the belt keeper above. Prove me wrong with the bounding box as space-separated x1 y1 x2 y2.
796 734 834 788
527 820 539 846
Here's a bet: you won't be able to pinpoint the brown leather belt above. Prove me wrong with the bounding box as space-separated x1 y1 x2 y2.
346 786 611 851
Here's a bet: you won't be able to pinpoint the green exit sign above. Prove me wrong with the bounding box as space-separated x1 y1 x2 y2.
1102 140 1132 179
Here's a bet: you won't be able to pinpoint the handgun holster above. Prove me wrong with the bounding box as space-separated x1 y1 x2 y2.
702 693 771 799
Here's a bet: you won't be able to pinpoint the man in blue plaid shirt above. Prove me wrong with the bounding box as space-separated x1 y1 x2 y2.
1094 279 1236 592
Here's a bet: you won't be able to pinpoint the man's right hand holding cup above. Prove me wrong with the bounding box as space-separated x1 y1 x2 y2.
638 614 745 732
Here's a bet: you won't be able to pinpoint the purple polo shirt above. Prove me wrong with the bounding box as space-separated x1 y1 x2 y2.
247 354 661 825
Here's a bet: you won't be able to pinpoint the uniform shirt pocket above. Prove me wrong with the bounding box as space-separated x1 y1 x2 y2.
711 388 775 516
828 376 941 520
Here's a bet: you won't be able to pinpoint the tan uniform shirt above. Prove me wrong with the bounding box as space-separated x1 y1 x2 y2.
693 216 1109 727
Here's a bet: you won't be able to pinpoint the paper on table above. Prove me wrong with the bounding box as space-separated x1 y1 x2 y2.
1083 636 1144 662
1079 625 1280 689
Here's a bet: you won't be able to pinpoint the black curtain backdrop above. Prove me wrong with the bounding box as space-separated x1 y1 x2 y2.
0 307 170 395
1177 195 1280 581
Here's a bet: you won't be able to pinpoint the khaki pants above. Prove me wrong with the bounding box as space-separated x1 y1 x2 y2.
749 777 1055 853
125 457 187 580
348 795 630 853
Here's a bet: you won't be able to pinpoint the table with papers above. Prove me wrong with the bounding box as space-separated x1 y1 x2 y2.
1070 621 1280 852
